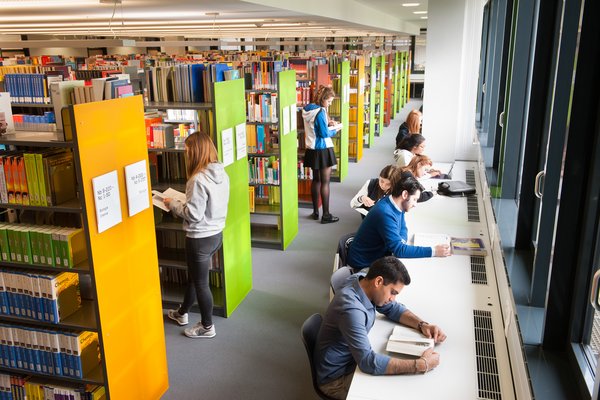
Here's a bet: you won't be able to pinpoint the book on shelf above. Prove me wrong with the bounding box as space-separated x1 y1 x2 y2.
386 325 434 357
413 233 487 256
152 188 186 212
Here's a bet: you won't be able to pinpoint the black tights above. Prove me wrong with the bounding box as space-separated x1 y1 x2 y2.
311 167 332 216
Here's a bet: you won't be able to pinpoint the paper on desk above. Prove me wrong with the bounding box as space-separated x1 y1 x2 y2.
152 188 186 212
413 232 450 247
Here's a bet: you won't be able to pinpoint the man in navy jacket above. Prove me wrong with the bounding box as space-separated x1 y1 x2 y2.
347 175 450 271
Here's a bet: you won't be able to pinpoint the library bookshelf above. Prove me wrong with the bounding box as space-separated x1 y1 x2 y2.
364 56 377 149
247 69 298 250
145 79 252 317
348 56 365 162
0 95 168 399
329 60 350 183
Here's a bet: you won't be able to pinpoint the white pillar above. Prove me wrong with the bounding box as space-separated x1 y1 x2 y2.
422 0 485 162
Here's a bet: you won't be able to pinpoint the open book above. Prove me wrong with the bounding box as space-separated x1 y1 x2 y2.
386 326 434 357
152 188 186 212
329 122 343 132
413 233 487 256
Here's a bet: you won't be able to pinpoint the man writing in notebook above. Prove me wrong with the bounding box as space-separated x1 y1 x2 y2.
315 257 446 400
347 174 450 271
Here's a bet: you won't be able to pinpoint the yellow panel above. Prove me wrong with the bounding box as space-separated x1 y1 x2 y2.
72 96 168 399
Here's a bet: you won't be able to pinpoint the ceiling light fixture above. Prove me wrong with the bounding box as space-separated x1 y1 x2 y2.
402 3 420 6
413 11 427 14
420 16 428 19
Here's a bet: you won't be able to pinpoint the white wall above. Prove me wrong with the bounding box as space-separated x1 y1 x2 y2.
422 0 485 162
29 47 88 57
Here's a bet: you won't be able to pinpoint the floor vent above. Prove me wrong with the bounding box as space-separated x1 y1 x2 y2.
467 197 480 222
466 169 476 186
471 256 487 285
474 309 502 400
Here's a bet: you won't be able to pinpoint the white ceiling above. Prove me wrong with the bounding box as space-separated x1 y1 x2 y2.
0 0 428 39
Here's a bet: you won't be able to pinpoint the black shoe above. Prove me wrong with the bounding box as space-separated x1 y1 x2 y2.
321 214 339 224
310 212 319 220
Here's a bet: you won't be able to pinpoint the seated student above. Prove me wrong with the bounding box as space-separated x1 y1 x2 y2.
350 165 397 217
393 134 426 168
346 175 450 271
315 256 446 400
395 109 422 148
400 155 436 202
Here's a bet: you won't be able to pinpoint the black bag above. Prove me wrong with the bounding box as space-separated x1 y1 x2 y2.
437 181 476 197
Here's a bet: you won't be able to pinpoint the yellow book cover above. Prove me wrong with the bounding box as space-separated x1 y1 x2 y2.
65 227 87 268
52 272 81 322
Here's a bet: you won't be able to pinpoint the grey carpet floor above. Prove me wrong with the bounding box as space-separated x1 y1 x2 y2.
160 100 421 400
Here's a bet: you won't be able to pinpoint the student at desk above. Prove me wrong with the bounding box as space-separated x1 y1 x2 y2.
350 165 397 217
393 134 426 168
346 175 451 271
400 155 436 202
315 257 446 400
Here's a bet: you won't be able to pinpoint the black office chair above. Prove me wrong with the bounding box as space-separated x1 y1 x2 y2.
336 232 355 267
300 314 338 400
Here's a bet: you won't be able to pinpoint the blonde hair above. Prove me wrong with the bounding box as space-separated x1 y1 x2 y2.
406 110 422 134
184 131 219 179
402 154 432 177
314 85 336 106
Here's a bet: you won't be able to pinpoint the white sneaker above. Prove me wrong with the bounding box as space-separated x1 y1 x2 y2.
184 323 216 339
167 309 188 326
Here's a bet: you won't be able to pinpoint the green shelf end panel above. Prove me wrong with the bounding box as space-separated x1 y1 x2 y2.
278 70 299 250
213 78 253 316
378 55 385 138
339 61 350 182
368 57 377 146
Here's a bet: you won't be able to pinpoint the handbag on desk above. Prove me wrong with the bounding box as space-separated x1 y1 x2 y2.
437 181 476 197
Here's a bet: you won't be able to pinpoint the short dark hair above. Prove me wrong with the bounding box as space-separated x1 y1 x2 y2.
365 256 411 285
390 174 424 197
398 133 425 151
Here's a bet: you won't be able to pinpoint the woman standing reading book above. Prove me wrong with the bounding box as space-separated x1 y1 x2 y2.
163 131 229 339
302 85 341 224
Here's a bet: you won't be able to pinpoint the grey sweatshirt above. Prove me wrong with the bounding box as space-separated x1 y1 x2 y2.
169 162 229 238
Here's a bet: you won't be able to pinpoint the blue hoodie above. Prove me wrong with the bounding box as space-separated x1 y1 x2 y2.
302 103 337 150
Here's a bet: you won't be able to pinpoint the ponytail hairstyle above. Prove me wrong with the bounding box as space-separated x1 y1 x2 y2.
314 85 336 107
406 109 422 134
401 154 432 178
373 164 397 200
184 131 219 179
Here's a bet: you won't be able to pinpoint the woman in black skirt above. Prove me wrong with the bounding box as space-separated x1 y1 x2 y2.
301 85 340 223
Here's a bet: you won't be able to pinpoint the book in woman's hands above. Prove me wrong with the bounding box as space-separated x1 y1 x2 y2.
386 326 434 357
151 188 185 212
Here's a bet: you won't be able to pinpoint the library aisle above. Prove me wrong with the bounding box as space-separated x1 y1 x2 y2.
161 101 419 400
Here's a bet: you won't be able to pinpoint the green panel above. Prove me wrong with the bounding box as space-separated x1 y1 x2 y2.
278 70 299 249
368 57 377 145
377 55 385 137
213 79 252 316
339 61 350 181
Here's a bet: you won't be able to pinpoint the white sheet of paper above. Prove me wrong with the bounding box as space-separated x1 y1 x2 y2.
413 233 450 247
92 170 122 233
124 160 149 217
235 122 247 160
345 84 350 104
359 78 365 94
290 106 297 132
282 105 290 135
221 127 234 166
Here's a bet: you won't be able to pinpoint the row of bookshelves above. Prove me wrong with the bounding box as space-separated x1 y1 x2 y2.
0 372 105 400
0 324 99 380
0 150 76 208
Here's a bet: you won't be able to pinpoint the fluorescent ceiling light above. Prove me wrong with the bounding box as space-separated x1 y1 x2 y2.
402 3 420 6
413 11 427 14
420 16 428 19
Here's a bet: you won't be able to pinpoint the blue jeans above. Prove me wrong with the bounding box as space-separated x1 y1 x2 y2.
178 233 222 327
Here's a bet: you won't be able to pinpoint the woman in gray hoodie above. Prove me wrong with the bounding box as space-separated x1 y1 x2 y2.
163 131 229 339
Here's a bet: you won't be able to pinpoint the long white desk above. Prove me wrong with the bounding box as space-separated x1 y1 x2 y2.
346 162 525 400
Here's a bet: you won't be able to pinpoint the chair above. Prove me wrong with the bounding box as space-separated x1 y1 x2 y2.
336 232 356 267
300 314 338 400
330 266 354 296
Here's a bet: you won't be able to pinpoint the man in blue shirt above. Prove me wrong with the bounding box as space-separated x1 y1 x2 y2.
347 175 450 271
315 257 446 400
